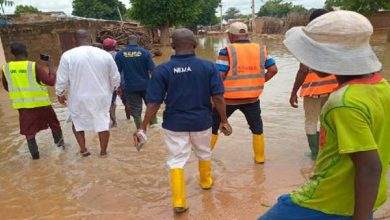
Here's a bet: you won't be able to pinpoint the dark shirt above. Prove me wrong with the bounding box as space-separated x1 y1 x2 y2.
146 54 224 132
115 44 155 92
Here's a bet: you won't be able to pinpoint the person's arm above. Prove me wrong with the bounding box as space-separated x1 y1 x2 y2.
264 56 278 82
146 50 155 77
216 48 229 81
55 55 70 105
289 63 309 108
140 103 161 131
265 65 278 82
108 57 121 91
114 52 123 73
350 150 382 220
35 59 56 86
327 107 381 219
1 71 8 91
210 63 232 135
212 95 232 135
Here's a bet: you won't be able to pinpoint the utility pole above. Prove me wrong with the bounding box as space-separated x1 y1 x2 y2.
219 3 223 31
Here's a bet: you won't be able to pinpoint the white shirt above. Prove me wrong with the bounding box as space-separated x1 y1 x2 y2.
55 45 120 132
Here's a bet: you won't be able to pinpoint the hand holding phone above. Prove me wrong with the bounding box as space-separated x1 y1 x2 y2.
133 129 148 151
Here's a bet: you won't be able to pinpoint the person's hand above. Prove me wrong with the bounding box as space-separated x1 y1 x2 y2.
133 129 148 151
219 122 232 136
289 93 298 108
57 95 67 106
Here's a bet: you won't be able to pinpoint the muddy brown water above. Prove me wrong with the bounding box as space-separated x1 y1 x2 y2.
0 36 389 220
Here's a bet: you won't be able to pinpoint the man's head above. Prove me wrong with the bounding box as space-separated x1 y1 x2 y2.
226 22 249 43
10 42 28 58
74 29 91 46
103 38 117 51
128 35 138 45
170 28 197 55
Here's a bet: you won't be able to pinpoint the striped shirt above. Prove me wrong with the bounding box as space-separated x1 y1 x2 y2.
216 40 276 74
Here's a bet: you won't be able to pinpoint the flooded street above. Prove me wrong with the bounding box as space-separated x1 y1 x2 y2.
1 36 390 220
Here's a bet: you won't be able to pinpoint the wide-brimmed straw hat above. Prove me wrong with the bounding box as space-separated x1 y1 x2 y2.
284 10 382 75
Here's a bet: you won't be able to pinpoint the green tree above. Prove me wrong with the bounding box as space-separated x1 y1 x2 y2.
257 0 293 17
183 0 221 29
129 0 202 45
72 0 127 20
290 5 308 14
325 0 390 15
15 5 40 15
223 7 241 21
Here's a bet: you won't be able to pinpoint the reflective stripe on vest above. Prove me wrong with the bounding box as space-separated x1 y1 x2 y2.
3 61 51 109
300 72 338 97
224 43 266 99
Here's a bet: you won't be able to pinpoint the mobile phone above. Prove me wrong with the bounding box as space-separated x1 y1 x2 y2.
40 54 50 61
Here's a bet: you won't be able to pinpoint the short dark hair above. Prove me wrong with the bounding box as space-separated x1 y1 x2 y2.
309 9 329 22
10 42 27 56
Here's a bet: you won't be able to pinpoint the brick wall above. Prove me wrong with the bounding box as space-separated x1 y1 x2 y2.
0 19 147 64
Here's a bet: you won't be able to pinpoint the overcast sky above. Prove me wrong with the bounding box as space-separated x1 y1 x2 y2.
4 0 325 15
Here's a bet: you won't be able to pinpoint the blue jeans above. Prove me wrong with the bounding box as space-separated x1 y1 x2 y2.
259 195 373 220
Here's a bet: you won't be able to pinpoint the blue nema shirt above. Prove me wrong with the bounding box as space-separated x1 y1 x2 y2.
115 44 155 92
146 54 224 132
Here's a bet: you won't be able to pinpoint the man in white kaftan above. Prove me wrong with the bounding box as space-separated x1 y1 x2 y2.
55 29 120 157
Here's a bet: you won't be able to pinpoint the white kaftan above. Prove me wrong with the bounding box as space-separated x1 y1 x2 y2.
55 46 120 132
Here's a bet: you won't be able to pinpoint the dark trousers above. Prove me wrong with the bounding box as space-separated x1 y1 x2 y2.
126 90 157 128
212 100 263 135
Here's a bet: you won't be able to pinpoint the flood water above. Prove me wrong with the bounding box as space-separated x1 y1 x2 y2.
0 36 390 220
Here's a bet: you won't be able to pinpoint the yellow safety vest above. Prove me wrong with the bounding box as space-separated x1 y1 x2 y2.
2 61 51 109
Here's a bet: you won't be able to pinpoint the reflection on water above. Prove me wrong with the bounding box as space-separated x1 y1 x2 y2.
0 36 389 219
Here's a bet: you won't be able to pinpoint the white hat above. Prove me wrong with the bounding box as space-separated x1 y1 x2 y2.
284 10 382 75
226 22 248 35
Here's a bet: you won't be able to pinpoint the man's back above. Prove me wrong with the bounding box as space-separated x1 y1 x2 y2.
146 54 224 132
115 45 155 92
291 74 390 215
59 46 117 97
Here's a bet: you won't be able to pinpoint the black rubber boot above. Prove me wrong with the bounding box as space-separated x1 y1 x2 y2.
27 138 40 160
52 131 65 148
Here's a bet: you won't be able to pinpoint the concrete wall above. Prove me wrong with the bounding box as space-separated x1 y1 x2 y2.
0 20 147 64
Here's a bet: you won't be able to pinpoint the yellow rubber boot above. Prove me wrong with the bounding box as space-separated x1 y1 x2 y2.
210 134 218 150
199 160 213 189
253 134 265 164
170 168 188 213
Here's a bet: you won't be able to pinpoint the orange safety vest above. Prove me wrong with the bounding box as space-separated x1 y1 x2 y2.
300 72 338 97
224 43 266 99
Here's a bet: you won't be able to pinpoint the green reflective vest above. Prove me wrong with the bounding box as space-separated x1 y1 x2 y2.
3 61 51 109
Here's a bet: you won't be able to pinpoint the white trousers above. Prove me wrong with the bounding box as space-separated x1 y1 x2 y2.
303 96 329 135
164 128 212 169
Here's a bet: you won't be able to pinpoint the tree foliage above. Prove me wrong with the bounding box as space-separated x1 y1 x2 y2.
129 0 202 27
15 5 40 15
184 0 221 28
325 0 390 15
223 7 241 21
257 0 307 17
72 0 127 20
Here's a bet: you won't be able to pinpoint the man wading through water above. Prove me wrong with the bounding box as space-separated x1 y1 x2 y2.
134 28 232 214
1 42 64 160
56 29 120 157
